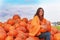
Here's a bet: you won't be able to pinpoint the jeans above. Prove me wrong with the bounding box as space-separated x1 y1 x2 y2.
37 32 50 40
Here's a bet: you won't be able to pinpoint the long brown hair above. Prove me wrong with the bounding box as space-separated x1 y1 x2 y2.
34 7 44 21
34 7 44 17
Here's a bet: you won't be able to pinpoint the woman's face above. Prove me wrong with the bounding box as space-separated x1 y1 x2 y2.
39 9 44 17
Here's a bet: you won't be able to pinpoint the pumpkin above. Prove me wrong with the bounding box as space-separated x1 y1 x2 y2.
13 14 21 20
3 23 11 32
50 35 54 40
26 23 32 32
26 36 39 40
5 36 13 40
15 19 21 23
13 23 20 28
22 18 28 23
15 37 23 40
16 26 27 33
0 22 2 26
0 27 7 40
57 30 60 33
20 21 27 27
7 19 15 25
16 31 28 40
54 33 60 40
50 30 54 36
28 19 32 24
51 27 58 35
8 26 17 36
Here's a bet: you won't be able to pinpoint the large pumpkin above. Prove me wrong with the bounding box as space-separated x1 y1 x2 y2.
54 33 60 40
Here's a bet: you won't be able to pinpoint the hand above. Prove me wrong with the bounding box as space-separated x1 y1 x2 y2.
40 25 47 29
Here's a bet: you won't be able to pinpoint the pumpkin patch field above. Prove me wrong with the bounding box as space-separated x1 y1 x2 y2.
0 15 60 40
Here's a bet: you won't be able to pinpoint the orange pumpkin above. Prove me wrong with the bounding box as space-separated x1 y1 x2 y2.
28 19 32 24
22 18 28 23
3 23 11 32
57 30 60 33
19 21 27 27
50 35 54 40
13 14 21 20
54 33 60 40
15 19 21 23
50 30 54 36
16 31 27 40
5 36 13 40
8 26 17 36
26 23 32 32
14 22 20 28
26 36 39 40
7 19 15 25
0 27 7 40
51 27 58 35
16 26 27 33
15 37 23 40
0 22 3 27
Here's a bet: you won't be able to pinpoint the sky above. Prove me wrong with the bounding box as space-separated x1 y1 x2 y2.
0 0 60 22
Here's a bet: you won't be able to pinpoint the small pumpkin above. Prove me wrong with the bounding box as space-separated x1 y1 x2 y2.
26 36 39 40
13 14 21 20
0 27 7 40
3 23 11 32
22 18 28 23
8 26 17 36
20 21 27 27
5 36 13 40
7 19 15 25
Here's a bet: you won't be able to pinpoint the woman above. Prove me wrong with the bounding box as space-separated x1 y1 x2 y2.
29 7 51 40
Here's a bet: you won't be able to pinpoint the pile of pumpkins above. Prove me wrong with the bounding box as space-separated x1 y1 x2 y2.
0 15 60 40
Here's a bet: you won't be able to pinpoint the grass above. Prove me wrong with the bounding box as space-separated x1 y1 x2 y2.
55 25 60 30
